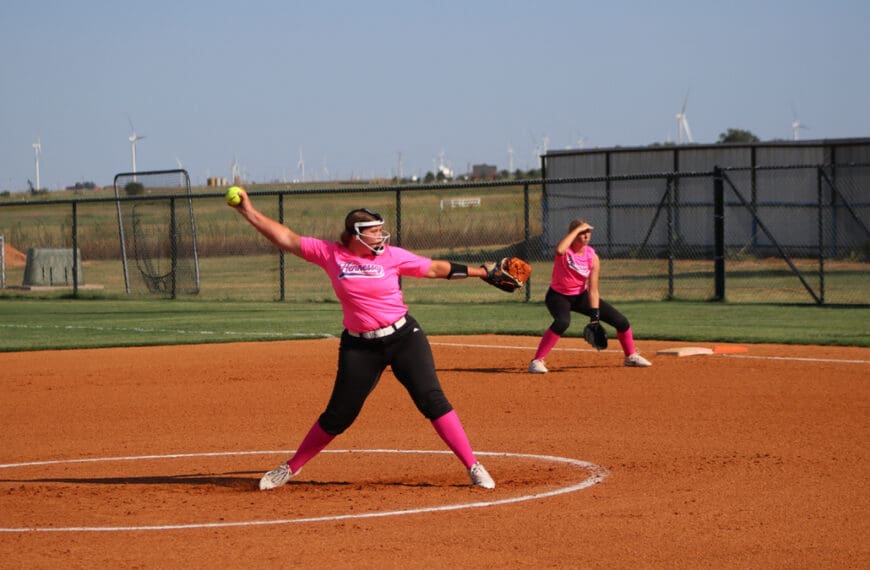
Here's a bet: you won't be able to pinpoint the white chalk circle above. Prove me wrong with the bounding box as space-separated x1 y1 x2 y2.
0 449 607 532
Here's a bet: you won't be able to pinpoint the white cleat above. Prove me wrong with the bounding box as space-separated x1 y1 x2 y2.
624 353 652 367
528 359 548 374
259 463 297 490
468 462 496 489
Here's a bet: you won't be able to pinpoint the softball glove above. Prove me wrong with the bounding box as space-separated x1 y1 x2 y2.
480 257 532 293
583 322 608 350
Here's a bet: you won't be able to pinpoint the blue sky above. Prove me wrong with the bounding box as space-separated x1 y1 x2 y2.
2 0 868 190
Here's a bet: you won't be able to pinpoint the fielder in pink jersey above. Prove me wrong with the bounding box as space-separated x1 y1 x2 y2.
229 187 496 490
528 218 652 373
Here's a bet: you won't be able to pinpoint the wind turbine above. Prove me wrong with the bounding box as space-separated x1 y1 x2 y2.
791 102 809 141
528 131 542 169
436 148 453 178
675 90 694 144
297 147 305 182
126 115 145 175
32 138 42 191
507 143 515 172
528 131 550 166
231 156 241 184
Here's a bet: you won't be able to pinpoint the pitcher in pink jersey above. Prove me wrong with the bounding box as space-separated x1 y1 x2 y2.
228 187 496 490
528 218 652 373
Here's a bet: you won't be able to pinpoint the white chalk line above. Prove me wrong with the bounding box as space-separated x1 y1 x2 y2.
717 354 870 364
0 323 335 339
0 449 606 533
430 341 870 365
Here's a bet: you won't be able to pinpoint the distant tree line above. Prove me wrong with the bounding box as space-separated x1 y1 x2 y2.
716 128 761 143
649 127 762 147
65 181 98 191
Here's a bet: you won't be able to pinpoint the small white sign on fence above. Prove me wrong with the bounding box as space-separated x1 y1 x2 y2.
439 197 481 210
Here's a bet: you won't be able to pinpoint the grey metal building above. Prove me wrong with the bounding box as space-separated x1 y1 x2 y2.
541 138 870 259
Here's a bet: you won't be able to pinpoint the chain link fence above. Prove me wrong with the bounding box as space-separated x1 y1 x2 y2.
1 166 867 305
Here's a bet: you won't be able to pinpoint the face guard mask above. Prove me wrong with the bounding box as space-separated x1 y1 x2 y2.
353 218 391 256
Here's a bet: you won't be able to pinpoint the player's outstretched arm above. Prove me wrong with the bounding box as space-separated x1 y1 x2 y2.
425 260 487 280
227 186 303 257
425 258 532 291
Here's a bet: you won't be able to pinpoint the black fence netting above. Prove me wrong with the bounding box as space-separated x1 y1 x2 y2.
1 165 867 305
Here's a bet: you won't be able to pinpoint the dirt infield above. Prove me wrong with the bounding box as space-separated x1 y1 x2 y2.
1 336 868 567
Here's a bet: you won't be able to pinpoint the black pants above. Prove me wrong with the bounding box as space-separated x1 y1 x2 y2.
545 287 630 336
318 315 452 435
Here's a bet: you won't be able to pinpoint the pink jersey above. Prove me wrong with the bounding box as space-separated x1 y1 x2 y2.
550 245 596 296
300 237 432 333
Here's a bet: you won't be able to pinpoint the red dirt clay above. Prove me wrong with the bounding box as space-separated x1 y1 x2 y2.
1 336 868 567
2 241 27 268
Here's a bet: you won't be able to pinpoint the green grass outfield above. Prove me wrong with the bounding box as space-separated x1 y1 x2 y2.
0 298 867 352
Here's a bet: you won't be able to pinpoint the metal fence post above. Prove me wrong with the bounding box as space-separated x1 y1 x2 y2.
396 188 402 290
666 175 674 300
0 234 5 289
113 177 131 294
817 167 825 304
278 193 285 301
395 188 402 246
750 146 758 250
605 151 612 251
170 197 177 300
523 182 531 302
713 167 725 301
72 201 79 295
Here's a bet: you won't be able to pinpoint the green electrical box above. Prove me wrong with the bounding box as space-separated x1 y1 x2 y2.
22 248 84 287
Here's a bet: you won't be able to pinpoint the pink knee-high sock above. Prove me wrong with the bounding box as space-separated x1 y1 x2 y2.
288 421 335 474
617 328 636 357
431 410 477 469
534 329 561 360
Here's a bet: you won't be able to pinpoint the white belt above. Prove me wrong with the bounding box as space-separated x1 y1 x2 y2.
348 316 407 339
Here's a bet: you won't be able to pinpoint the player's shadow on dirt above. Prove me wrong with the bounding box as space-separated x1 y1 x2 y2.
0 474 444 491
440 366 527 373
0 473 261 491
544 364 613 371
442 364 610 373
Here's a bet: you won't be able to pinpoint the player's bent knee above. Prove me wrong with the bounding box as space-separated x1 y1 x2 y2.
415 392 452 420
318 410 359 435
550 319 570 335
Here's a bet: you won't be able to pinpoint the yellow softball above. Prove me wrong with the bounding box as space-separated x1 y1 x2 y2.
226 186 243 207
